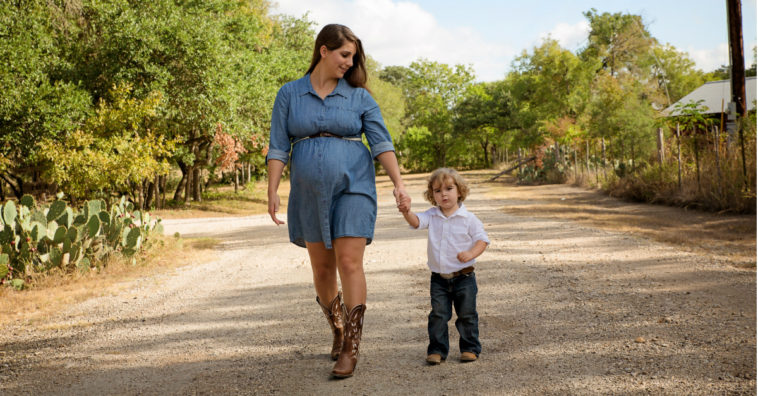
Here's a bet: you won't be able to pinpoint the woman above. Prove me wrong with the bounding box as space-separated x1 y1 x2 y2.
266 24 410 378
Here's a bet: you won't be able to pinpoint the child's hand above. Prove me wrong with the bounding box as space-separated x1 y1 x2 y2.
396 195 411 213
457 250 475 263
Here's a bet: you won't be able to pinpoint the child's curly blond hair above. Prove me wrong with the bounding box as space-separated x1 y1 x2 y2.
424 168 470 206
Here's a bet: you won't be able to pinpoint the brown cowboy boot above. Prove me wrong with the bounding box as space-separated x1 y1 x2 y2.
316 291 345 360
331 304 366 378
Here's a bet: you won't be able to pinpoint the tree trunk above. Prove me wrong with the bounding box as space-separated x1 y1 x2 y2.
487 156 536 181
585 140 590 176
154 175 160 209
1 173 23 198
631 139 636 171
138 180 144 210
192 167 201 202
657 128 665 166
601 137 607 180
234 167 239 194
594 141 599 185
184 165 192 203
481 141 490 168
144 179 154 210
160 175 167 208
517 148 523 176
693 134 701 193
174 161 188 202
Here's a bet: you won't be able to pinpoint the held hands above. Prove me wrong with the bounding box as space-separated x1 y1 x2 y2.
268 192 285 225
394 186 411 213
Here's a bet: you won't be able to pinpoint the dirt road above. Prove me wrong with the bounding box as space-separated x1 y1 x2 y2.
0 174 755 395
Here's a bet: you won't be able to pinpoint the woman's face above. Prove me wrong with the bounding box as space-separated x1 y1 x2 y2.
320 41 356 79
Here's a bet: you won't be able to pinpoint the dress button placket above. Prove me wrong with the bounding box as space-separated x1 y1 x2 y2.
441 219 448 274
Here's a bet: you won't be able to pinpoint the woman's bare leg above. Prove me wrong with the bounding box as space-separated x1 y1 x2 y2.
333 237 367 310
305 241 339 303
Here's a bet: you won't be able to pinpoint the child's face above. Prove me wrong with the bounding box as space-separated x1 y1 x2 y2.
432 177 461 213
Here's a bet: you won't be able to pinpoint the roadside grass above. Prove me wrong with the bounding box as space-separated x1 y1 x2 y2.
0 236 221 328
475 170 756 268
154 180 289 219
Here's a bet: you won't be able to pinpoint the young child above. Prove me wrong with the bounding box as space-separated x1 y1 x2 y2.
400 168 489 364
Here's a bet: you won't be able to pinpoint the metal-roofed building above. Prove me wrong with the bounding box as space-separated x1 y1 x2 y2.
664 76 757 116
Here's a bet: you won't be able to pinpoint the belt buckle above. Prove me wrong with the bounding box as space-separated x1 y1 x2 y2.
440 273 454 280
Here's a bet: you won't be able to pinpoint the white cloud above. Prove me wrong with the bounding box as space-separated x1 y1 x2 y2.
271 0 516 81
688 43 730 72
537 20 590 51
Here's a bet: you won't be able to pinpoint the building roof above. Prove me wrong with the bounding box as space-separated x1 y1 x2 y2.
664 76 756 116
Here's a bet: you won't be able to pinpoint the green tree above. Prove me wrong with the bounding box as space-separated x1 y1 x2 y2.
649 43 705 106
37 84 173 202
581 9 653 78
454 82 511 167
0 1 91 198
366 57 405 142
399 59 474 169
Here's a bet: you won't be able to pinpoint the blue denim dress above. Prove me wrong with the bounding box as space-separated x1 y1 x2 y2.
266 75 395 249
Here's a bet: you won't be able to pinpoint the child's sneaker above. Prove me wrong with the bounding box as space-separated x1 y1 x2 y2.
460 352 477 362
426 353 443 365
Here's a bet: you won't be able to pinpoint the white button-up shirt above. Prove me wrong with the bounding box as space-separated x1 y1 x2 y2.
413 204 490 274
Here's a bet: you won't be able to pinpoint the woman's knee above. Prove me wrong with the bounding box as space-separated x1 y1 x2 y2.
333 237 365 277
312 262 337 280
336 257 363 278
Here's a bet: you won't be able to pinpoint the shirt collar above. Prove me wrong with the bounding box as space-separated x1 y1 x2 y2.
433 203 468 219
298 73 350 99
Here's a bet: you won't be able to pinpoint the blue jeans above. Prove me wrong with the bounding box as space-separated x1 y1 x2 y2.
427 272 481 359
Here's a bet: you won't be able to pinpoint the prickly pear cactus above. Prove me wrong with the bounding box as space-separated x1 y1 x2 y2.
1 195 163 287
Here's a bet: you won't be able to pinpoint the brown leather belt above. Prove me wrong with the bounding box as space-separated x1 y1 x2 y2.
309 131 342 138
435 266 475 280
292 131 362 145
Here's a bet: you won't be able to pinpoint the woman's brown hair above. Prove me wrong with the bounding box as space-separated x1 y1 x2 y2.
306 24 368 90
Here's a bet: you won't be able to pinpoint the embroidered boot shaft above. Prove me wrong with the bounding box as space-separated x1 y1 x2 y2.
331 304 366 378
316 291 345 361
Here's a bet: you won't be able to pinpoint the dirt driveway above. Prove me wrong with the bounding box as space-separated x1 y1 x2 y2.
0 172 755 395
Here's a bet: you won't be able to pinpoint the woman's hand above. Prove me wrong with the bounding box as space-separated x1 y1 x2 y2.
267 159 286 225
394 186 411 213
268 192 285 225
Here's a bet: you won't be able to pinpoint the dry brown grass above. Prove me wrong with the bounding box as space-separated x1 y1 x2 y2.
154 181 289 219
474 171 756 268
0 236 220 328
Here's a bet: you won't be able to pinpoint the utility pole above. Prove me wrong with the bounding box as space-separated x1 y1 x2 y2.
727 0 747 118
726 0 748 188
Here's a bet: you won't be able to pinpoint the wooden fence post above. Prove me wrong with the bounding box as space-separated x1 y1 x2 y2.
572 147 577 179
676 123 682 190
714 125 723 198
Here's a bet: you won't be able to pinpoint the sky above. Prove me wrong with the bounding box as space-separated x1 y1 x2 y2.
270 0 758 82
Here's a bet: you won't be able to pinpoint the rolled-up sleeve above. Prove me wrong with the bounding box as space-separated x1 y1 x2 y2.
266 86 291 165
360 91 394 158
